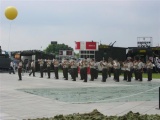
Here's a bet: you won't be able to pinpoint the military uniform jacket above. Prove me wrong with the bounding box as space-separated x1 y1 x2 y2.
113 61 119 69
39 60 44 67
108 62 113 68
126 62 133 71
63 61 69 68
83 61 88 68
123 62 128 71
79 61 83 69
133 62 138 70
146 62 153 69
102 62 108 69
47 60 51 67
18 62 22 68
54 61 59 67
90 61 95 68
31 62 35 68
138 62 143 70
71 61 77 68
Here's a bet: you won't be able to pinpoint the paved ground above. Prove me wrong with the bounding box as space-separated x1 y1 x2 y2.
0 72 160 120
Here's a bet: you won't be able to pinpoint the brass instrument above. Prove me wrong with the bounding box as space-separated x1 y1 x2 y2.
38 59 44 65
113 60 117 68
46 60 51 66
79 60 83 67
100 61 105 67
89 61 94 67
70 60 74 66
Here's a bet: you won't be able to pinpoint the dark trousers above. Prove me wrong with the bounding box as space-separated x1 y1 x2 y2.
40 66 43 78
54 67 59 79
138 69 143 81
29 67 35 76
47 67 50 78
134 69 138 80
115 69 119 81
63 68 65 78
90 68 95 81
83 67 88 82
76 67 78 77
9 67 15 74
80 68 84 80
123 70 127 80
64 68 68 79
71 68 76 81
18 68 22 80
95 69 98 79
113 68 116 80
127 70 132 82
147 68 152 81
108 68 111 77
102 68 107 82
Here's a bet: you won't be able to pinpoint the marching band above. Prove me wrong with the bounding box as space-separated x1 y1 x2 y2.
17 58 154 82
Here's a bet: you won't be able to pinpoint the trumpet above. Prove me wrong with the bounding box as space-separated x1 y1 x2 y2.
38 59 44 64
46 60 51 65
100 61 104 67
79 61 83 66
70 61 74 66
113 61 117 67
61 61 67 67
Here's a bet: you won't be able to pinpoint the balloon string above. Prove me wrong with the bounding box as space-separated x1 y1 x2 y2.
8 21 12 52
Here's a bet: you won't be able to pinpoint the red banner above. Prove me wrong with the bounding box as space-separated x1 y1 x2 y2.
75 41 98 50
86 42 97 50
75 42 80 49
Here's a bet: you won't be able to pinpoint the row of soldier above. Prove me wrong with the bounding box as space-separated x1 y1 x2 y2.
16 58 153 82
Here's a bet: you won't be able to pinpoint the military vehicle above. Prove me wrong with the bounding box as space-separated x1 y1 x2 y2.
0 46 11 72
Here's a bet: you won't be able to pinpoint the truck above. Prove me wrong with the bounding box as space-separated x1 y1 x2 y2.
0 54 11 72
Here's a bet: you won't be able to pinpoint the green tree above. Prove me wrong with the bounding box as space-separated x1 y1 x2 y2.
44 43 73 55
75 53 79 58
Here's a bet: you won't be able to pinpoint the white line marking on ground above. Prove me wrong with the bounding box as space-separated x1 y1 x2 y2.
71 86 159 104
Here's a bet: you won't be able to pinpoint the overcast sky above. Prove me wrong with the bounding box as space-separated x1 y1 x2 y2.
0 0 160 52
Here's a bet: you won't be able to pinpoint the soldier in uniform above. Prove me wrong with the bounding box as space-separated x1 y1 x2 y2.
18 59 23 81
94 60 99 79
61 59 66 79
113 60 120 82
53 59 59 79
126 59 133 82
63 59 69 80
133 60 138 80
113 60 116 80
123 60 128 80
89 59 95 81
101 60 108 82
79 59 84 80
146 59 153 81
29 60 35 77
76 59 78 78
107 60 112 77
39 59 44 78
9 60 15 74
70 59 77 81
46 59 51 79
83 59 88 82
137 59 143 81
61 59 66 78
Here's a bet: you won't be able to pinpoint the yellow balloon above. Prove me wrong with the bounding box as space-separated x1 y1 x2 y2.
5 6 18 20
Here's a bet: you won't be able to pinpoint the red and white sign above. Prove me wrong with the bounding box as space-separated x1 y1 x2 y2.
59 50 73 56
75 42 80 49
86 42 97 50
75 41 98 50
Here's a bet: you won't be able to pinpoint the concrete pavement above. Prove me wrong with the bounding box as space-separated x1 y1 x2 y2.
0 72 160 120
